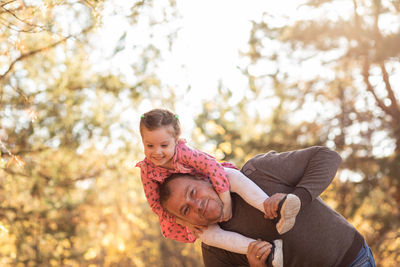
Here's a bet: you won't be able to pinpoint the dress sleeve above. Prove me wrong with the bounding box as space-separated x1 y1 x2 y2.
178 143 230 193
139 168 175 221
138 164 196 243
159 219 197 243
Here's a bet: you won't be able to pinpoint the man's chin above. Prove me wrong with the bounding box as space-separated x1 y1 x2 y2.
203 215 220 225
204 204 223 224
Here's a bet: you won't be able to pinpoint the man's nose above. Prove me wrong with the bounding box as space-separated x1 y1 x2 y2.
194 198 202 212
188 198 202 211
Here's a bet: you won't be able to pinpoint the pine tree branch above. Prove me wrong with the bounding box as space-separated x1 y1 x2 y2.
0 27 91 81
0 37 68 80
1 2 50 33
18 147 52 155
1 167 29 177
1 0 17 8
362 58 394 117
379 62 400 116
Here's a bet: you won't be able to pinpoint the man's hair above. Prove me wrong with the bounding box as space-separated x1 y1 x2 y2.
159 173 200 211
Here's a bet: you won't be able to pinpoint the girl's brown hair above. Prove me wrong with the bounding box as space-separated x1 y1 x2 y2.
140 109 181 138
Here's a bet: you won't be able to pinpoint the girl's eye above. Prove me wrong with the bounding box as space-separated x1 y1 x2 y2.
161 144 168 148
147 144 153 148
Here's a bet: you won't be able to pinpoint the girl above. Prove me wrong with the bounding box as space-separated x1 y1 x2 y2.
136 108 300 267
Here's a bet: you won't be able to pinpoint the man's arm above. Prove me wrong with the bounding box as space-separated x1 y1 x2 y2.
246 146 342 208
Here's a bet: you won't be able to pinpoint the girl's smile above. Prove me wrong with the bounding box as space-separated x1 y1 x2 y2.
141 125 177 169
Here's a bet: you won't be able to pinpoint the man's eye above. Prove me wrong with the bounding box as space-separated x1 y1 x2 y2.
190 189 195 197
184 206 189 215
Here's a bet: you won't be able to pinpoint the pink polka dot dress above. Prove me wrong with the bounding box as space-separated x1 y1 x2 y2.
136 139 237 243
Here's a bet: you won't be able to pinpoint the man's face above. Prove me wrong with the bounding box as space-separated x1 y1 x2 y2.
163 176 224 226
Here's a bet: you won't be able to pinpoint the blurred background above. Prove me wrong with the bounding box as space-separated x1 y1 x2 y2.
1 0 399 266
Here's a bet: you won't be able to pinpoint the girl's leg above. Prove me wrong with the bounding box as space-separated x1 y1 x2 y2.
199 224 254 254
224 167 268 213
226 167 300 235
199 224 283 267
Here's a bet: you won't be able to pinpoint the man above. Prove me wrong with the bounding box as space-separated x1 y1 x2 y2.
160 146 376 267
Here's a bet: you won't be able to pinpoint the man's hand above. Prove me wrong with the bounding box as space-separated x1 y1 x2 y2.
263 193 287 219
246 239 272 267
176 218 207 238
218 190 233 222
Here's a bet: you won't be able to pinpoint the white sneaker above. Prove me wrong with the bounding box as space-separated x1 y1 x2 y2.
276 194 301 234
270 239 283 267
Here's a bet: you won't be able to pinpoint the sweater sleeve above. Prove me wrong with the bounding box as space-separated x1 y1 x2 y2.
178 143 230 193
252 146 342 208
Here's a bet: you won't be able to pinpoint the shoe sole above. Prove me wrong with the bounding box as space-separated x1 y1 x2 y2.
272 239 283 267
276 194 300 234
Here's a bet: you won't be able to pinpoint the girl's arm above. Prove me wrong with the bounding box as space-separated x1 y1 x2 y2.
224 167 269 214
176 217 207 237
178 143 230 193
141 174 175 221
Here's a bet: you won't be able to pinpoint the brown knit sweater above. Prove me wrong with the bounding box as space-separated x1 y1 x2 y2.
202 146 364 267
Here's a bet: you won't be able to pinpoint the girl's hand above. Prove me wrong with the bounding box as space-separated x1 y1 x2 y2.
263 193 287 219
188 224 208 237
218 190 232 222
246 239 271 267
176 218 207 238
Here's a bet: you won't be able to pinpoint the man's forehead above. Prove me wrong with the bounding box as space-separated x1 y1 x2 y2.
172 175 202 185
166 176 212 202
167 177 202 201
168 176 194 195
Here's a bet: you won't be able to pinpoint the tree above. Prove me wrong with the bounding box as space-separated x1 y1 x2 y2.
1 0 203 266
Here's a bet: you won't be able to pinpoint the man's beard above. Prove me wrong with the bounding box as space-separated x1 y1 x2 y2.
203 198 224 225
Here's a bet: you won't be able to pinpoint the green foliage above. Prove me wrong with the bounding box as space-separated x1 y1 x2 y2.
0 0 201 266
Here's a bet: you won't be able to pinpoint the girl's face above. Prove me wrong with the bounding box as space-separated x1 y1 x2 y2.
141 125 177 168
